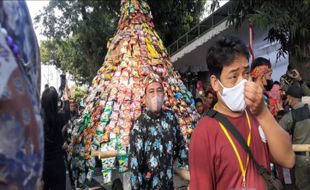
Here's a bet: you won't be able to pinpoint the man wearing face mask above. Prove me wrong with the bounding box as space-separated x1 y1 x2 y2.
189 36 294 190
291 69 310 96
279 85 310 190
129 80 188 190
250 57 274 110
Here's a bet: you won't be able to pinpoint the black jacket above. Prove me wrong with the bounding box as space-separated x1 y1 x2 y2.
44 101 70 161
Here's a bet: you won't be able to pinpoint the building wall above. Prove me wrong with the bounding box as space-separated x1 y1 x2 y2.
171 20 289 82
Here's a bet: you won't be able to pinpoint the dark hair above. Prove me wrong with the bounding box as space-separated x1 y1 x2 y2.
250 57 271 72
287 64 293 71
195 98 203 104
206 36 249 78
41 87 59 133
205 90 213 96
112 178 123 190
273 81 280 85
205 90 217 108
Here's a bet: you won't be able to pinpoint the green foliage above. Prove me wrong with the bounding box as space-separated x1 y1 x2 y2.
35 0 206 84
70 85 87 103
226 0 310 60
36 0 119 83
149 0 206 46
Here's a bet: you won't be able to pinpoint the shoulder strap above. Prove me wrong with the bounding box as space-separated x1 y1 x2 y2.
290 104 310 135
205 109 268 175
290 110 297 136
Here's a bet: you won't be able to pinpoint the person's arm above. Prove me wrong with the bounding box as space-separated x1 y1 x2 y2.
63 81 70 101
295 69 310 96
128 120 144 190
59 82 71 123
300 81 310 96
189 119 215 190
63 82 71 113
244 81 295 168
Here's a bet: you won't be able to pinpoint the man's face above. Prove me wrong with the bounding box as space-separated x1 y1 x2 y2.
145 82 164 112
286 95 293 107
263 70 272 86
211 55 249 90
195 102 205 114
69 101 78 112
206 92 214 107
79 107 85 114
210 55 249 105
264 70 272 80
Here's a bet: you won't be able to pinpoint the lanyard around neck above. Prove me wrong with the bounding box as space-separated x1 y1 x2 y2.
217 110 252 188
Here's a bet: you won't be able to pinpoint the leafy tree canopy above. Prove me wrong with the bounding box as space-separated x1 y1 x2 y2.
227 0 310 60
36 0 206 83
209 0 310 81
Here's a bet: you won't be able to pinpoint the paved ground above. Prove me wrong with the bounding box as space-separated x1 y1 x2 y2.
66 170 189 190
65 169 296 190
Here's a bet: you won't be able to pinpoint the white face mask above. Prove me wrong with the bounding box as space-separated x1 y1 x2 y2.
146 96 164 112
218 79 247 112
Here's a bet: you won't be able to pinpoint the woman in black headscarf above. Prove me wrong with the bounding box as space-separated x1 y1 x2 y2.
41 86 70 190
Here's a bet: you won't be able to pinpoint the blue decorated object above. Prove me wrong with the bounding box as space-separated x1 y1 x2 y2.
0 1 43 189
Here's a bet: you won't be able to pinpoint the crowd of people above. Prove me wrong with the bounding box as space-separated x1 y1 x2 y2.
5 36 310 190
37 36 308 190
1 1 310 190
127 36 310 190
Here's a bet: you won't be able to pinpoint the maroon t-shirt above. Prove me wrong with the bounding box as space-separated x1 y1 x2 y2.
189 110 270 190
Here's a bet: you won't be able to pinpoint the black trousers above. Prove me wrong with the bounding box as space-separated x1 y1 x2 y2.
43 157 66 190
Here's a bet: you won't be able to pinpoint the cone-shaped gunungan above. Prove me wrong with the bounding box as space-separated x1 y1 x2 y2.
66 0 199 184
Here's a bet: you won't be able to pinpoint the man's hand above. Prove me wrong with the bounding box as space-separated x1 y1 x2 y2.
293 69 302 81
244 80 266 116
275 100 284 112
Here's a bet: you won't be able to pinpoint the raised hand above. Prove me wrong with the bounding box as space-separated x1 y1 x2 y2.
244 79 266 116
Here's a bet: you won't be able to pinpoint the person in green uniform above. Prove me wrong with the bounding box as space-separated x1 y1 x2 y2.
291 69 310 96
279 85 310 190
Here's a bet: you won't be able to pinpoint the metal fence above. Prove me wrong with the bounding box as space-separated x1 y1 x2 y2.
167 1 233 56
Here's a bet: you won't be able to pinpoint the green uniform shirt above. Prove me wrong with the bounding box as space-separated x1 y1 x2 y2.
279 103 310 145
300 81 310 96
